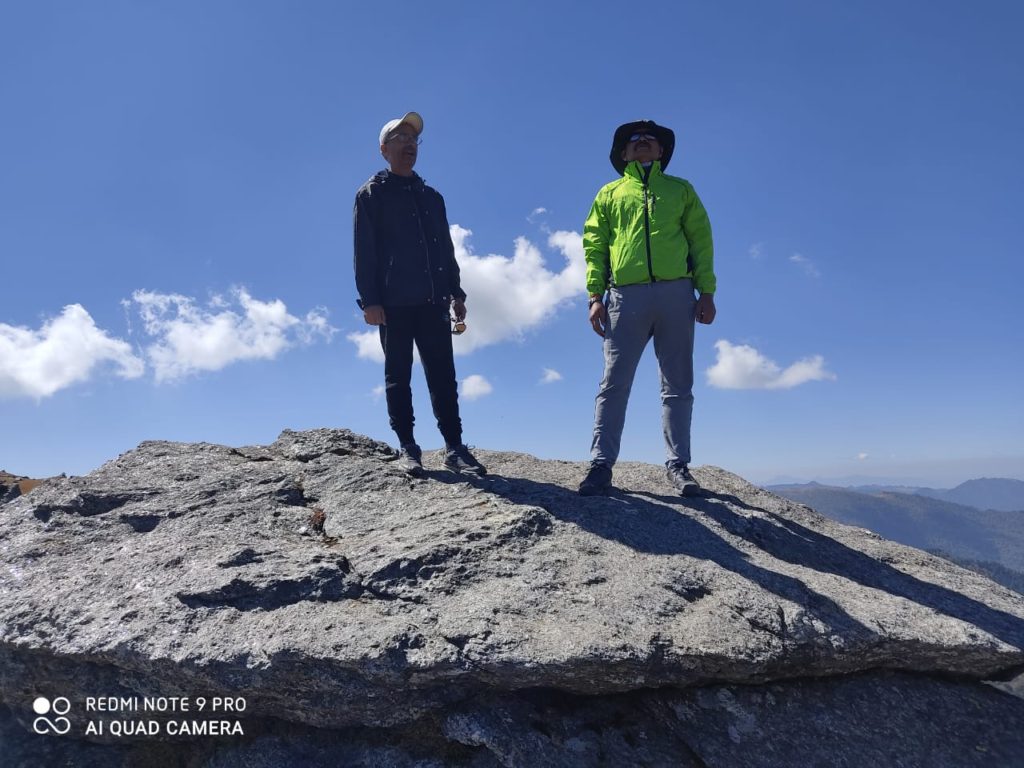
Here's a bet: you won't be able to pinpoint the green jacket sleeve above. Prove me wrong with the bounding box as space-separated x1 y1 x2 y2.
583 193 611 295
682 185 715 295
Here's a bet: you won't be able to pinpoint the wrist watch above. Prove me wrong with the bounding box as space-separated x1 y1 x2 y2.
588 295 603 307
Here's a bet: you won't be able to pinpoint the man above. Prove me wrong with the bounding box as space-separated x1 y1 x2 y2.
579 119 716 497
353 111 486 477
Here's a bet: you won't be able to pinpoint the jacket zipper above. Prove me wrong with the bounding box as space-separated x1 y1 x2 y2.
642 170 656 283
411 187 436 303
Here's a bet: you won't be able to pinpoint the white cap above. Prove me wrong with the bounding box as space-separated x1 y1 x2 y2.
378 111 424 146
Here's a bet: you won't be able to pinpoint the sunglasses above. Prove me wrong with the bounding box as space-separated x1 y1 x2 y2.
628 133 658 143
386 133 422 146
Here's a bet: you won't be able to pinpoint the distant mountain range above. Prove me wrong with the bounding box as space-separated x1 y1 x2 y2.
766 481 1024 575
847 478 1024 513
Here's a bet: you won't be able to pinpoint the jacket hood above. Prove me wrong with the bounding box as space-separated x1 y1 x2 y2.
610 120 675 175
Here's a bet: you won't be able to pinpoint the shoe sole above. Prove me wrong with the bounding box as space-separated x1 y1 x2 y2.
444 462 485 476
399 463 425 478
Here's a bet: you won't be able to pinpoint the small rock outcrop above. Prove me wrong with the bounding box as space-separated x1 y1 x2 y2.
2 429 1023 766
0 470 41 503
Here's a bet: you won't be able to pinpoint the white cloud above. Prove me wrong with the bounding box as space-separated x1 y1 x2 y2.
540 368 563 384
296 309 337 344
0 305 145 400
528 207 548 223
130 289 336 381
348 329 385 363
706 340 836 390
857 452 869 461
789 252 820 278
461 374 493 400
451 225 586 355
346 225 581 364
1 289 337 398
749 242 763 259
348 325 424 365
371 384 385 401
347 226 585 363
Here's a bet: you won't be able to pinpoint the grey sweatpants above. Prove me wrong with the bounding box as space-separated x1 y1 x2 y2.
590 279 696 467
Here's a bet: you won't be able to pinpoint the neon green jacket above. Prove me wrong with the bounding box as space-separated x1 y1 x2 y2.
584 160 715 296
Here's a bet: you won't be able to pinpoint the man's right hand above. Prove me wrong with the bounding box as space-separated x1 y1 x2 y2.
588 299 607 337
363 305 386 326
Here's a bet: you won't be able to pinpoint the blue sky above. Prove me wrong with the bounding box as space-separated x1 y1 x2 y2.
1 0 1022 486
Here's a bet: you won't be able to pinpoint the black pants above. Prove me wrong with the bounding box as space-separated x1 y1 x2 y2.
379 303 462 448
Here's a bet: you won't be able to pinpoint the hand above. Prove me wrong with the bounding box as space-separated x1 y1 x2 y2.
589 299 608 337
696 293 716 325
363 305 386 326
452 298 467 322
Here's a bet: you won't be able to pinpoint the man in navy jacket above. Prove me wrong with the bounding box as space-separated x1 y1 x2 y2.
353 111 486 477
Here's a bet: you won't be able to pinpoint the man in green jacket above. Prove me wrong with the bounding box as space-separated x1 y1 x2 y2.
579 119 716 497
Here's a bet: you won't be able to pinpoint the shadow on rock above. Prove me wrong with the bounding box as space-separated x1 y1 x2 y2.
630 486 1024 653
475 473 876 644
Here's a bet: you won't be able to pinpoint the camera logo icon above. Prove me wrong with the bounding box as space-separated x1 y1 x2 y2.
32 696 71 735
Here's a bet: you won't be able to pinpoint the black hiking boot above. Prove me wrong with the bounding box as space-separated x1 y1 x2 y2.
666 461 700 496
443 444 487 476
396 443 424 477
579 462 612 496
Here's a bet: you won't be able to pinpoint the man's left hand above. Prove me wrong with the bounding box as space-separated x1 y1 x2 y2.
452 299 467 322
696 294 716 325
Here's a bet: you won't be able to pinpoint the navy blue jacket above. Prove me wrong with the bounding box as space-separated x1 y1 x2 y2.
353 170 466 308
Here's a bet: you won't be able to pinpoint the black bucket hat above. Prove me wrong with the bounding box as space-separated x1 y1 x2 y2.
610 119 675 175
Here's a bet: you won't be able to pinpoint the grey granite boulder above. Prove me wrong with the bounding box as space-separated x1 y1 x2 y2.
1 428 1023 766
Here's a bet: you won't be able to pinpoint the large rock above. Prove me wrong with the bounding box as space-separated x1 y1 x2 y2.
2 428 1023 766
